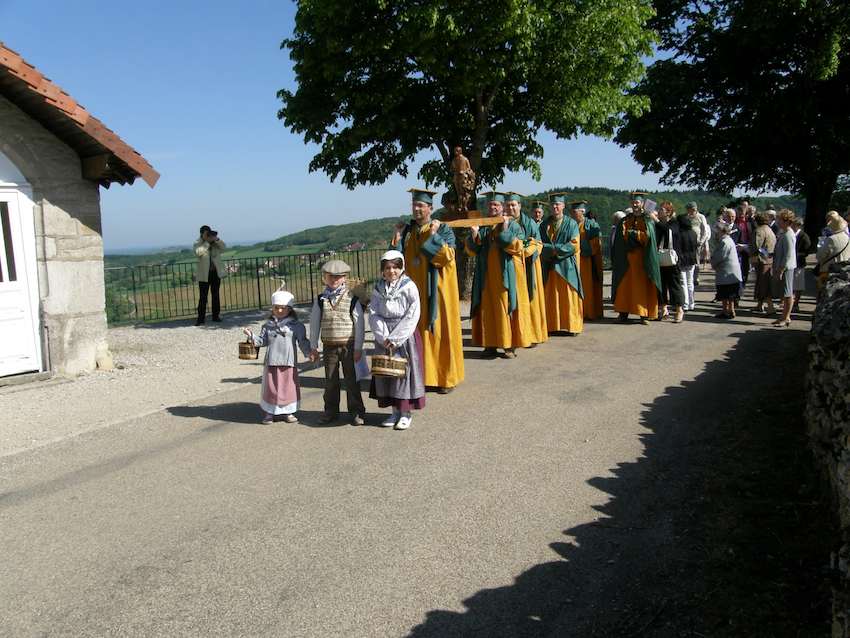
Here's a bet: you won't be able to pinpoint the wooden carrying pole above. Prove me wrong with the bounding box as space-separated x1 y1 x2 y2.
442 210 505 228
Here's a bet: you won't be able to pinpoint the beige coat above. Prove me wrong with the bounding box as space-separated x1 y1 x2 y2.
194 237 227 282
750 224 776 266
816 231 850 268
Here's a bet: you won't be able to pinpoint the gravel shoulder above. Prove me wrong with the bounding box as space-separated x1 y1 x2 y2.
0 307 321 458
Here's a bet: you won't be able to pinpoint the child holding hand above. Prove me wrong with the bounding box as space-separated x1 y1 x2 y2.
244 290 311 424
309 260 367 425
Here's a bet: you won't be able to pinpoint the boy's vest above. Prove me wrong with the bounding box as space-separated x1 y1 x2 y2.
318 288 357 345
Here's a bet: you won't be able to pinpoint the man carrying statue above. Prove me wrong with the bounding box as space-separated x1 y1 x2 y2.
390 188 464 393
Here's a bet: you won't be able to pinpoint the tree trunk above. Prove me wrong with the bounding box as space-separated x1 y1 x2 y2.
454 228 474 301
803 172 838 241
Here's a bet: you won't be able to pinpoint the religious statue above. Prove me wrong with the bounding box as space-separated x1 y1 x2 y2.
451 146 476 213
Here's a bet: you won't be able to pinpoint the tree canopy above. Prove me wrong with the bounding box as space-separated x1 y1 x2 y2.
616 0 850 237
278 0 655 191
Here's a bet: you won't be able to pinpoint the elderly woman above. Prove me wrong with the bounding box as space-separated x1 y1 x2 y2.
750 212 777 313
791 217 811 310
770 209 797 327
815 211 850 289
655 201 685 322
710 220 742 319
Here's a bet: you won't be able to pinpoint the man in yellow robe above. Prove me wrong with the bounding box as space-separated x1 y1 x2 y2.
540 193 584 335
466 192 532 358
505 192 547 345
390 188 464 392
570 201 604 320
610 192 662 325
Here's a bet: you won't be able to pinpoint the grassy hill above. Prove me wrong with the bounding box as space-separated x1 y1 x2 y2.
104 188 806 268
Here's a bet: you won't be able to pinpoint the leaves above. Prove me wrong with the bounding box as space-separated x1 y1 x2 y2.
617 0 850 232
279 0 655 190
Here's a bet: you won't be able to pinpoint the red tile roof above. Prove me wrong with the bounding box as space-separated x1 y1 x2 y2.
0 43 159 188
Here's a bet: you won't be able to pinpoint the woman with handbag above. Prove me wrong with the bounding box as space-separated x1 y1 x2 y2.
368 250 425 430
815 211 850 290
655 202 685 322
750 212 777 313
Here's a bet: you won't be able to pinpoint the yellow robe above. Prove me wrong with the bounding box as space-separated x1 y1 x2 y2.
400 224 465 389
544 223 584 333
524 238 549 343
613 216 659 318
468 236 533 349
579 223 604 320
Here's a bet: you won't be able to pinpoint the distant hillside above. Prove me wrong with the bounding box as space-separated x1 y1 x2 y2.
104 188 806 268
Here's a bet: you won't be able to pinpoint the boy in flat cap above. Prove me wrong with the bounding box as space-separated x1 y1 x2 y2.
390 188 464 393
309 259 366 425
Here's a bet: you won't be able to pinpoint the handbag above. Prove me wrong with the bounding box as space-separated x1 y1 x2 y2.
657 228 679 267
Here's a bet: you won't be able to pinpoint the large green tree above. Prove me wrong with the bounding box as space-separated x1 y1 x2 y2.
616 0 850 239
278 0 654 192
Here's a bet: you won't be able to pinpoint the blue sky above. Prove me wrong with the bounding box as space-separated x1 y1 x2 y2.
2 0 668 251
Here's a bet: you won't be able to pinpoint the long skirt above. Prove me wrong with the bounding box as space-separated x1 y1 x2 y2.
260 365 300 415
370 330 426 411
753 263 772 302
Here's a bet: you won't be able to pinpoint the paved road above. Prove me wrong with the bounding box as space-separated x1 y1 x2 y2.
0 275 814 637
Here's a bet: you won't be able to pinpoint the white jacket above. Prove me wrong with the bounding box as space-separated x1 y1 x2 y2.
194 237 227 282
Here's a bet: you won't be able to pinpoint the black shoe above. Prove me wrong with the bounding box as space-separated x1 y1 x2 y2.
195 320 205 326
212 317 223 322
436 387 453 395
617 313 629 323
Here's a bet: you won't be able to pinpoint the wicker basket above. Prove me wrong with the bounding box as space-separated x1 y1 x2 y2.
371 349 408 378
239 337 260 360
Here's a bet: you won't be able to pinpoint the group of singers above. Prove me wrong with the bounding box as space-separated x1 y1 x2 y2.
389 188 662 393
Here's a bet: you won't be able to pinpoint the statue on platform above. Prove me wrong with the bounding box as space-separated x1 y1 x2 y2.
450 146 475 213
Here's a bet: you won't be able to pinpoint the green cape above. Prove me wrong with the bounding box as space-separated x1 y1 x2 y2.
539 216 583 298
610 214 662 304
467 220 522 318
392 221 456 332
518 213 541 300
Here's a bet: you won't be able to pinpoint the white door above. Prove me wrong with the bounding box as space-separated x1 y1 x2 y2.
0 190 41 376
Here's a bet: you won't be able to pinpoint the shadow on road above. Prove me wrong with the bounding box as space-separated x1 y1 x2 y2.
407 327 834 637
167 402 262 425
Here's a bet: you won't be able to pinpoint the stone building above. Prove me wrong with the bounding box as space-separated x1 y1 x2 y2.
0 44 158 378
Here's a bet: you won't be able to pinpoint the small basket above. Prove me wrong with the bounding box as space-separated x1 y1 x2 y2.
239 337 260 360
371 346 408 378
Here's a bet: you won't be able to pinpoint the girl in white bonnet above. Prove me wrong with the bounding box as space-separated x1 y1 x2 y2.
244 290 311 424
368 250 426 430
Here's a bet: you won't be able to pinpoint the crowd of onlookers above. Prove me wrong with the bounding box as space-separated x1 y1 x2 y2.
608 200 850 326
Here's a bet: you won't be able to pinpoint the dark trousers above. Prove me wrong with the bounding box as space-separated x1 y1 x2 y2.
197 267 220 323
323 341 365 416
738 252 750 294
659 265 685 308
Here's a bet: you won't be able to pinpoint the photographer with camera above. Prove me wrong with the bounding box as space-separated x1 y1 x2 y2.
193 225 227 325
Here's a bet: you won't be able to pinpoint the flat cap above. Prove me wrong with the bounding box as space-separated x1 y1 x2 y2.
321 259 351 275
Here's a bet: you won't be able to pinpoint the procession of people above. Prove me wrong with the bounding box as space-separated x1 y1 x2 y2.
239 186 843 427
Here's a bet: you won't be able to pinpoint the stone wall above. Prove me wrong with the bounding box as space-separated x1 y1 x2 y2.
0 95 111 375
805 262 850 637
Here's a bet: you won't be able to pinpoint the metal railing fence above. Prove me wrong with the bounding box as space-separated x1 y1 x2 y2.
105 249 385 325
